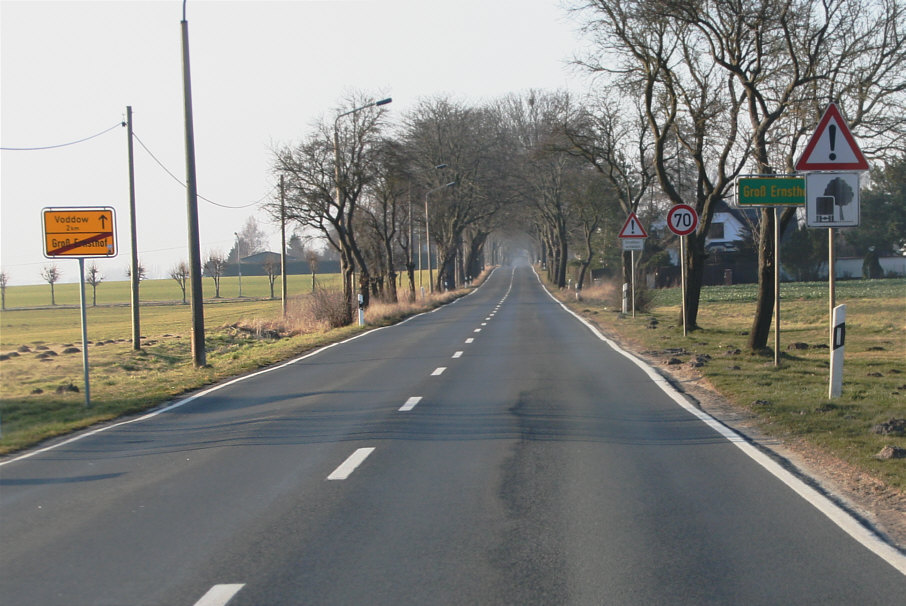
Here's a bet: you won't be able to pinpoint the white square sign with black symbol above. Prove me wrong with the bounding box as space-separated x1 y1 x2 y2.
805 172 861 228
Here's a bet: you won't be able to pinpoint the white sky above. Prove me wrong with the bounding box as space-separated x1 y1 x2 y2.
1 0 590 285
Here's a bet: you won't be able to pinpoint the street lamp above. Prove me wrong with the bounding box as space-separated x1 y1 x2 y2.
234 232 242 298
333 98 393 203
425 180 456 293
333 97 392 318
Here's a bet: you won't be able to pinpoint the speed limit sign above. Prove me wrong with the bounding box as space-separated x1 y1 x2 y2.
667 204 699 236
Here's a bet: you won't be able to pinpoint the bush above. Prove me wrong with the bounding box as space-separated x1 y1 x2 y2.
577 280 621 308
273 288 349 333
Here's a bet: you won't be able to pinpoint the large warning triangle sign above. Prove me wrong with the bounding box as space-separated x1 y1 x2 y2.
618 212 648 238
795 103 869 171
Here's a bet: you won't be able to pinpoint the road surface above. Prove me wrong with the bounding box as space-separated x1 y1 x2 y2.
2 263 904 605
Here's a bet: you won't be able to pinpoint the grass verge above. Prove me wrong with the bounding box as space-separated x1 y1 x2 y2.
0 272 485 455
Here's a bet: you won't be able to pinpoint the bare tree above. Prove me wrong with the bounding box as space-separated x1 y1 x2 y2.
307 250 319 292
85 263 103 306
655 0 906 348
263 256 280 299
499 91 579 288
125 261 147 282
169 261 190 304
203 251 227 298
273 92 391 324
230 216 268 263
0 270 8 310
404 96 508 292
362 138 412 303
40 264 61 305
564 91 656 288
573 0 748 329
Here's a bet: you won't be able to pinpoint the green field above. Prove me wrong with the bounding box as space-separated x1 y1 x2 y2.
1 273 342 309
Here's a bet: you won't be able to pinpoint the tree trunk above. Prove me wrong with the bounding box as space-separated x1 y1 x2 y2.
455 238 465 288
465 232 487 281
683 234 706 330
748 209 775 349
359 271 371 309
577 260 590 290
384 240 398 303
437 247 456 292
621 250 632 292
406 261 416 302
340 253 355 326
556 220 568 288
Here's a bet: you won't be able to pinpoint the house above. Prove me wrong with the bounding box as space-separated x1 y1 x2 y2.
650 200 760 286
704 200 757 252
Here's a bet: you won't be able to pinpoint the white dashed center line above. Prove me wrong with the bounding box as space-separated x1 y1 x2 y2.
327 447 375 480
400 396 422 411
452 351 463 358
465 338 474 343
193 584 245 606
431 367 447 376
474 328 482 333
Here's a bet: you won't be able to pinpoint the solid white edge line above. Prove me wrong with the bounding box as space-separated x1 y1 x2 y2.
1 268 503 469
193 583 245 606
327 447 375 480
399 396 422 412
533 266 906 576
431 367 447 376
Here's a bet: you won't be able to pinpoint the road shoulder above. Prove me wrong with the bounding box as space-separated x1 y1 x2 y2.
578 313 906 552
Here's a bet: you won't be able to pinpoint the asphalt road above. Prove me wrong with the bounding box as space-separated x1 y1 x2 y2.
1 262 904 605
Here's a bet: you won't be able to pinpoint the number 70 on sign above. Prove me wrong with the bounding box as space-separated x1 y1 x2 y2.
667 204 699 236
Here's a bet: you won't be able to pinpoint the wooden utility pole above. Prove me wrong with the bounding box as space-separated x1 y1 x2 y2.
126 106 141 350
181 6 205 366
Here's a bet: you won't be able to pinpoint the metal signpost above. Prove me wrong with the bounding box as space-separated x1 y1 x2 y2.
42 206 117 406
666 204 698 336
618 212 647 317
735 175 806 366
795 102 869 397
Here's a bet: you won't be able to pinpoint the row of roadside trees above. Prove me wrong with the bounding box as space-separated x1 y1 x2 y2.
272 0 904 348
4 1 901 352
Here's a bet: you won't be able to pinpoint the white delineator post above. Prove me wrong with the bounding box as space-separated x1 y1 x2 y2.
829 304 846 398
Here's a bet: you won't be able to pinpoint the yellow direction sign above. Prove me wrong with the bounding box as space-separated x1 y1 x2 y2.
42 207 117 258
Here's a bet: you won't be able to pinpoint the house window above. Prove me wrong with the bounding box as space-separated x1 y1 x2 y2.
708 222 725 240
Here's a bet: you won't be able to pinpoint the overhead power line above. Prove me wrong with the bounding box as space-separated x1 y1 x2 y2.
132 131 272 209
0 122 124 151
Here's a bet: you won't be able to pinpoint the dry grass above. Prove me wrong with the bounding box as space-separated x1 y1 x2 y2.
1 268 494 455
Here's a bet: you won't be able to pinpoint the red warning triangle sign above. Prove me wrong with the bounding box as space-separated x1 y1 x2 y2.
795 103 869 171
618 212 648 238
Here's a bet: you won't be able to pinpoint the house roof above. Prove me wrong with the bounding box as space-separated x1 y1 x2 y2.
714 198 759 225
